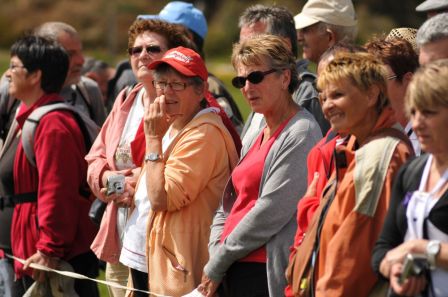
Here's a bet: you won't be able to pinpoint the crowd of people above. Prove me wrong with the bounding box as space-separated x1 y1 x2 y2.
1 0 448 296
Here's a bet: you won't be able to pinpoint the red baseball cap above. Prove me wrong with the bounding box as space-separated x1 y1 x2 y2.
148 47 208 81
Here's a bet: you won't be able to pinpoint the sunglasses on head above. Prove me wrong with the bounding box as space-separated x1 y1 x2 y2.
128 45 162 56
231 69 278 88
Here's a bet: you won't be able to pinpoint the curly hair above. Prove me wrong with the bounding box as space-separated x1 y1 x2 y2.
127 19 196 54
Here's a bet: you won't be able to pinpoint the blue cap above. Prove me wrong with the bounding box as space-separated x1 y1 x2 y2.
137 1 208 40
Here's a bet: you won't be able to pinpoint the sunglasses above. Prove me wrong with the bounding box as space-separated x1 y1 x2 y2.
231 69 278 88
128 45 162 56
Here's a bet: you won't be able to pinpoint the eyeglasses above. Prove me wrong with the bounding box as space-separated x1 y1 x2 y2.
128 45 162 56
231 69 278 88
387 75 398 81
152 80 192 91
9 64 26 72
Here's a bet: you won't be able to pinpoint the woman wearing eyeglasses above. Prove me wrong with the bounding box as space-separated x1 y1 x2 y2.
136 46 238 297
195 34 322 297
85 19 194 296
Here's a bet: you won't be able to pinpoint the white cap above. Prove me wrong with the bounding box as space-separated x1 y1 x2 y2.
416 0 448 12
294 0 357 30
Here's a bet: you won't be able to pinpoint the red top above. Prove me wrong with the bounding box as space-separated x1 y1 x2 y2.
221 116 291 263
12 94 97 277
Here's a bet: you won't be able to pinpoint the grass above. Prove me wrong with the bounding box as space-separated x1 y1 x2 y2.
97 270 109 296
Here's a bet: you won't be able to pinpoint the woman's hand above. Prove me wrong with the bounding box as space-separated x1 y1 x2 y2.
23 251 59 283
389 262 427 296
380 240 427 278
197 274 220 297
99 168 139 207
144 95 176 139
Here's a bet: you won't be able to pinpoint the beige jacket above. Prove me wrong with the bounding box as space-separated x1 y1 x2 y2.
145 112 238 297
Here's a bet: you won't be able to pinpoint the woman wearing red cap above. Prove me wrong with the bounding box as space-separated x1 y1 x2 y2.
141 46 238 296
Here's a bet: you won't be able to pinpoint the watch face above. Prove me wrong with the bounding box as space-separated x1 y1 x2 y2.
428 241 441 254
146 153 161 162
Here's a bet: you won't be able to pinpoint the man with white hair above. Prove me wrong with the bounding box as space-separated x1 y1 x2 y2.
416 12 448 65
294 0 357 64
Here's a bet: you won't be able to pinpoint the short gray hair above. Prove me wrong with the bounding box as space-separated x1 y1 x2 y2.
416 12 448 46
238 4 298 57
34 22 78 41
315 22 358 43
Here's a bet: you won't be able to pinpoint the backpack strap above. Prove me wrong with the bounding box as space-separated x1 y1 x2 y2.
74 78 95 119
22 102 99 167
76 78 91 105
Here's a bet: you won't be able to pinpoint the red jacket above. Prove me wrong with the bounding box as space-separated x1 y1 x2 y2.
12 94 97 277
285 130 338 297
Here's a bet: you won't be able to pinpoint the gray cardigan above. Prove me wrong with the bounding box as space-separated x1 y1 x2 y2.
205 109 322 297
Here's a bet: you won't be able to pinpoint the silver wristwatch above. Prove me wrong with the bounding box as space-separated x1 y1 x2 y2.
426 240 441 270
144 152 162 163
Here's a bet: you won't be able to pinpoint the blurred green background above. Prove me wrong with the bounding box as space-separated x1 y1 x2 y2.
0 0 427 121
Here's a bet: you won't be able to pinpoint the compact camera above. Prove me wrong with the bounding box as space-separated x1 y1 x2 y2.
106 175 125 196
399 253 430 284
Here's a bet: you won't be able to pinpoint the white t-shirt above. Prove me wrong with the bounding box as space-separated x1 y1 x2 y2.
119 128 174 273
114 88 145 242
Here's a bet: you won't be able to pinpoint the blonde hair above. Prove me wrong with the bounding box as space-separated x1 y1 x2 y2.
231 34 299 93
317 52 389 113
406 59 448 115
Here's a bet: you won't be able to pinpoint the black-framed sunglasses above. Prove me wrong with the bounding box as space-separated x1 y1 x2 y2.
128 45 162 56
231 69 278 88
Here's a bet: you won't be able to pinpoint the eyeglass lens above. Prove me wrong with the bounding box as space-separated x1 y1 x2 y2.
152 81 188 91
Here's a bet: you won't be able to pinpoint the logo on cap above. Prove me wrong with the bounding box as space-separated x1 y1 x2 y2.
165 51 194 63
